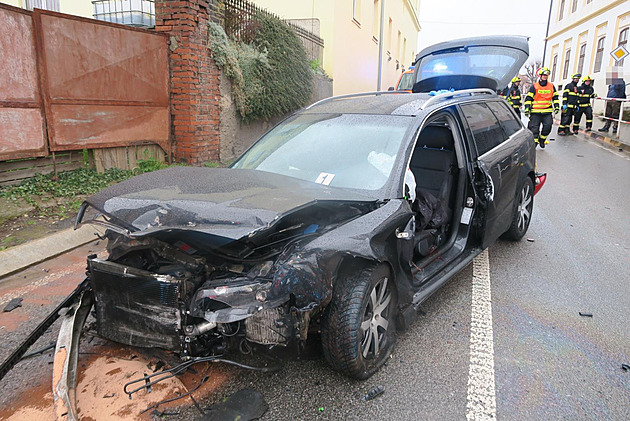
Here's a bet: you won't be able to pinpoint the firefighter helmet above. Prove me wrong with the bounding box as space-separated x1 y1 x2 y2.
571 73 582 79
582 75 593 82
538 67 551 76
511 76 521 83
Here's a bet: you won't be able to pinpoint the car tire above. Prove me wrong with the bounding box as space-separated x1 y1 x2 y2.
502 176 534 241
320 264 397 379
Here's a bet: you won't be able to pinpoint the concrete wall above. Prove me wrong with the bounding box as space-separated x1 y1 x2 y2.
219 73 333 162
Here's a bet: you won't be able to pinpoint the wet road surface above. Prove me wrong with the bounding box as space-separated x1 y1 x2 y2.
0 132 629 420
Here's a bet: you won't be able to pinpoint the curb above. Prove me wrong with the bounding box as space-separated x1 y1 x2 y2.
552 118 630 152
0 225 98 280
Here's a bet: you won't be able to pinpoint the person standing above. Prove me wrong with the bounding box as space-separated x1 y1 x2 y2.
573 75 596 133
524 67 559 148
598 79 626 134
506 76 522 117
558 73 581 136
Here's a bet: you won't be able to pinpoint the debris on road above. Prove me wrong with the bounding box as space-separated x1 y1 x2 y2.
621 364 630 372
3 297 23 312
578 312 593 317
361 385 385 401
199 388 268 420
527 238 535 242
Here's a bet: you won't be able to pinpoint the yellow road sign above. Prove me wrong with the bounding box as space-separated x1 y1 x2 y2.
610 45 629 62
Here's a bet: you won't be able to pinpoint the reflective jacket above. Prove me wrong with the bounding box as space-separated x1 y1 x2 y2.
506 84 522 109
577 84 595 107
524 81 559 113
562 81 580 108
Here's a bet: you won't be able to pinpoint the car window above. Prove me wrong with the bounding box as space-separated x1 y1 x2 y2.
460 103 506 156
396 72 415 90
232 114 414 191
487 101 522 137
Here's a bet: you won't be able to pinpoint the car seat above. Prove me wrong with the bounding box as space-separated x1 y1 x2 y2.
409 125 458 256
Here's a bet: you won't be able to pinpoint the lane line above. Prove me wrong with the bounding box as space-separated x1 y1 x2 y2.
466 249 497 420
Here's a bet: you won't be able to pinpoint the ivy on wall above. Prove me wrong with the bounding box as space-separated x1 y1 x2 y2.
208 14 314 122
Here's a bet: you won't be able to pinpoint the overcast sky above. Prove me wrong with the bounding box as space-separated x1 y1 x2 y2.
417 0 552 68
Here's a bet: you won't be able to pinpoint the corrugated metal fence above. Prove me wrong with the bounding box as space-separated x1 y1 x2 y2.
0 3 169 164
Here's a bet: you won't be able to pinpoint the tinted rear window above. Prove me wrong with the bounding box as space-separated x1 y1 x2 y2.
487 101 522 137
460 103 505 155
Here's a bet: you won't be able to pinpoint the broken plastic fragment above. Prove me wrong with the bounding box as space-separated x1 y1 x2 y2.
578 312 593 317
3 298 23 312
361 385 385 401
621 364 630 372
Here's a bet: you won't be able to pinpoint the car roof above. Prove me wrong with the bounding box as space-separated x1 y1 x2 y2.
303 90 498 116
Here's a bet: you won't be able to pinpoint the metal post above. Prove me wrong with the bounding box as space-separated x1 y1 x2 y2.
616 101 623 139
377 0 385 91
542 0 554 66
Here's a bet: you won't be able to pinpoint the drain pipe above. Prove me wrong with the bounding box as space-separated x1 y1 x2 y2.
377 0 386 91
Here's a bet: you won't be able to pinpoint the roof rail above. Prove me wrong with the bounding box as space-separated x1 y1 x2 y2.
306 90 411 109
421 88 495 110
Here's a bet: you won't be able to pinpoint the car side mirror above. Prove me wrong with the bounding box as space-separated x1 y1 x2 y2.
388 87 395 91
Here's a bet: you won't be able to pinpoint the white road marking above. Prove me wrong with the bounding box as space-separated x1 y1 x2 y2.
466 249 497 420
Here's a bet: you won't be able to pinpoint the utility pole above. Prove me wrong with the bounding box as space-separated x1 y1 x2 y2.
542 0 554 66
377 0 385 91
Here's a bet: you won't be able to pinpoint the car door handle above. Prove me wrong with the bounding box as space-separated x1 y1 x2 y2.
512 153 519 164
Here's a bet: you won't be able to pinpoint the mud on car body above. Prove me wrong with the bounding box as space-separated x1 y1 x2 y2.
73 35 545 380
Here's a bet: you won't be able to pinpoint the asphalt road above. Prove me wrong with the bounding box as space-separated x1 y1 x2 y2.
0 132 629 420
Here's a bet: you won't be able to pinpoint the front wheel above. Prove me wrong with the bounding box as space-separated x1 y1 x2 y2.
502 177 534 241
321 264 397 379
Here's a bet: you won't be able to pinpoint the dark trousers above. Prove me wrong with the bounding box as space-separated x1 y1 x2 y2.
573 106 593 131
512 107 521 117
559 107 575 133
603 101 621 129
528 113 553 142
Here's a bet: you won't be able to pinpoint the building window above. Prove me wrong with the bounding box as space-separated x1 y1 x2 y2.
353 0 362 24
93 0 155 28
558 0 565 20
562 49 571 79
586 0 592 3
577 43 586 74
551 54 558 81
25 0 59 11
618 28 628 66
594 36 605 73
571 0 578 13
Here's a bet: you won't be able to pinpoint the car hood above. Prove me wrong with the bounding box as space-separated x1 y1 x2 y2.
82 167 377 239
412 35 529 92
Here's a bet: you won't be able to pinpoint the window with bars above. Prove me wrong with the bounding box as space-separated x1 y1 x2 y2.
25 0 59 11
93 0 155 28
594 36 605 73
551 54 558 81
562 49 571 79
618 28 628 66
577 43 586 75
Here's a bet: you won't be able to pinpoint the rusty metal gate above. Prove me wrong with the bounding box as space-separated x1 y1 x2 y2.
0 3 169 162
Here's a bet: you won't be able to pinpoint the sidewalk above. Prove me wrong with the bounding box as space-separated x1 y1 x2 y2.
0 224 98 279
553 117 630 153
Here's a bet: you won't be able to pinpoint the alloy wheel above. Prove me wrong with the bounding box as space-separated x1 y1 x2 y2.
517 183 532 232
360 277 392 359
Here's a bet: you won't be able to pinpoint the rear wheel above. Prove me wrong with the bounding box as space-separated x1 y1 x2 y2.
321 264 397 379
502 177 534 241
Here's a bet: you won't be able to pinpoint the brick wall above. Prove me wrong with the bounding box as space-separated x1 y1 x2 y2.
155 0 221 165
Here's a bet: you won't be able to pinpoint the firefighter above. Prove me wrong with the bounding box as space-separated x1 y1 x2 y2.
524 67 559 148
506 76 522 117
573 75 596 133
558 73 581 135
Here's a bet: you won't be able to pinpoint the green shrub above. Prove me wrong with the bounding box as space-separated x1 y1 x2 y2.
208 15 313 122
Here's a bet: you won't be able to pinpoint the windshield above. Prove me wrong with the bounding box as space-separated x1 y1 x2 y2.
397 72 415 90
415 45 521 83
232 114 413 191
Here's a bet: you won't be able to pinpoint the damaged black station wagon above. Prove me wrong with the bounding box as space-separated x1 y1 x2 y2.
72 35 546 381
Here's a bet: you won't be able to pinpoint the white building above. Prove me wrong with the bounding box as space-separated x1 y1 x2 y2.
545 0 629 114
